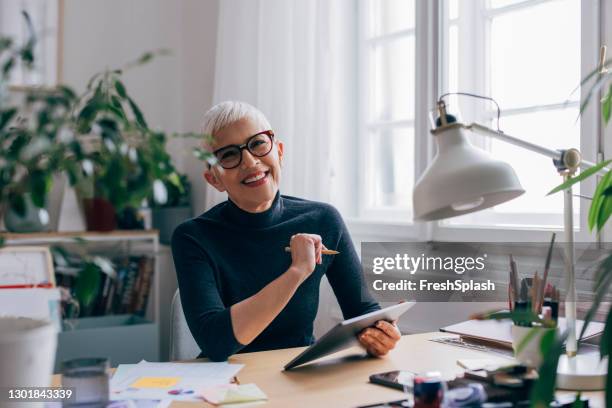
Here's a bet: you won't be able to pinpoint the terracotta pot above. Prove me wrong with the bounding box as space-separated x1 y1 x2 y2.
82 198 116 231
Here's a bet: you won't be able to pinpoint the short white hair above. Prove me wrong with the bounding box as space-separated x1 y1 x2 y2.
202 101 272 137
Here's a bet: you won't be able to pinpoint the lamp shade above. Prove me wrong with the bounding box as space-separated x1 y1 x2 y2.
413 123 525 221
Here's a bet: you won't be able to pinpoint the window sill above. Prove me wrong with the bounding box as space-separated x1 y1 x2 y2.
345 218 419 241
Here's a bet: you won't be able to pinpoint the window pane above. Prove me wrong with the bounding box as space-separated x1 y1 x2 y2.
448 24 458 93
366 127 414 211
490 0 581 108
0 0 58 86
488 0 528 9
445 108 580 227
369 36 415 122
449 0 459 19
367 0 415 38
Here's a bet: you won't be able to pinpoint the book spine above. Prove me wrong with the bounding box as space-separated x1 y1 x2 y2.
135 257 154 316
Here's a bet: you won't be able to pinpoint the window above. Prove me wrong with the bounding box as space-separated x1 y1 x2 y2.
0 0 61 87
438 0 596 233
349 0 608 325
357 0 417 221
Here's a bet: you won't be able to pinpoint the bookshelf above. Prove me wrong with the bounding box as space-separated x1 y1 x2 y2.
0 230 161 323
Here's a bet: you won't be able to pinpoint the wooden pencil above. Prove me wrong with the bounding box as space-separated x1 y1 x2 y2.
284 247 339 255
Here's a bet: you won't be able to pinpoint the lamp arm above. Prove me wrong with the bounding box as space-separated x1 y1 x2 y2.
467 122 588 356
467 123 608 175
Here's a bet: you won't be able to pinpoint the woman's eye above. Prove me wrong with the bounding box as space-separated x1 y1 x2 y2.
220 150 239 160
250 140 266 148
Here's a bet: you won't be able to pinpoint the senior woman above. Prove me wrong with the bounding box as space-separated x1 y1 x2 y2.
171 101 400 361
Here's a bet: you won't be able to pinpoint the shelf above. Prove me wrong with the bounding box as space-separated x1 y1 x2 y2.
1 230 159 245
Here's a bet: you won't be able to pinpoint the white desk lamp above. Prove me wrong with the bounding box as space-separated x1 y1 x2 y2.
413 93 608 390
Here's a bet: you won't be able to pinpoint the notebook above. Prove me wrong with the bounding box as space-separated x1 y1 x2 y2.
440 317 605 349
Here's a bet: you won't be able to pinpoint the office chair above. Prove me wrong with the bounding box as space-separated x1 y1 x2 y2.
169 289 200 361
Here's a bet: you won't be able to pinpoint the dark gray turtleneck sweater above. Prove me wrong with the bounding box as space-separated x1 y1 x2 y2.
171 192 379 361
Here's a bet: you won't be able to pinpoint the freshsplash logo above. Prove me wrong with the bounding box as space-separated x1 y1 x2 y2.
371 253 487 275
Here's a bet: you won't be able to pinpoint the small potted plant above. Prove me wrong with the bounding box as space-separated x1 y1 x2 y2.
72 55 170 231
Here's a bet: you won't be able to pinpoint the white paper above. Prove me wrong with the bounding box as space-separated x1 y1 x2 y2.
110 360 243 402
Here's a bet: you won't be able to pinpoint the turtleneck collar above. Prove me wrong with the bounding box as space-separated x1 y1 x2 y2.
223 190 284 228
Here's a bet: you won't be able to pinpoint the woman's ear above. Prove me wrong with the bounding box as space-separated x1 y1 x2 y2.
276 140 284 166
203 167 227 192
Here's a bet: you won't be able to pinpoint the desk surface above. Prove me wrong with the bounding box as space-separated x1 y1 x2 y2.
52 332 604 408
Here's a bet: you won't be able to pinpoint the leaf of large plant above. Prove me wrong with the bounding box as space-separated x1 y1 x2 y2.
579 254 612 341
601 304 611 358
547 160 612 196
579 68 612 116
596 194 612 231
74 262 101 309
530 330 567 408
603 84 612 125
599 305 612 408
588 171 609 230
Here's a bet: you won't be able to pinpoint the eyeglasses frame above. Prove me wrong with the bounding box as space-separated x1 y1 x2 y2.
211 130 275 169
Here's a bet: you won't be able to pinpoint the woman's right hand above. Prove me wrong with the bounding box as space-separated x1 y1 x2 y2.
289 233 324 279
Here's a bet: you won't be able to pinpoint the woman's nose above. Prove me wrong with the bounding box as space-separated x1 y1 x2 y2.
241 149 260 168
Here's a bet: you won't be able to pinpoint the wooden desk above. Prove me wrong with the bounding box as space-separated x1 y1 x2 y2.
52 332 604 407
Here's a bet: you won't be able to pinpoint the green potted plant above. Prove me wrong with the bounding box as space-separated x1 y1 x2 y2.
0 16 84 232
539 60 612 408
72 53 172 231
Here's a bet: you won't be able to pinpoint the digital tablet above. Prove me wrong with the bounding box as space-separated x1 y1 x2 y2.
284 301 415 370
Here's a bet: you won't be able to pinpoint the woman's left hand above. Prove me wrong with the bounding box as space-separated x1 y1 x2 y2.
358 320 401 357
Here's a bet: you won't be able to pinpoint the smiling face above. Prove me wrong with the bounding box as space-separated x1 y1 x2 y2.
204 118 284 213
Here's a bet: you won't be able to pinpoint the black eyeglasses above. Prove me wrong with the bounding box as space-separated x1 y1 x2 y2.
212 130 275 169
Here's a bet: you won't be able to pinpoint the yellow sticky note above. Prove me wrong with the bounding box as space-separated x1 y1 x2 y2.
130 377 180 388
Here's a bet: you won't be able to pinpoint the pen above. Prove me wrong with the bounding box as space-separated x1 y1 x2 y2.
284 247 339 255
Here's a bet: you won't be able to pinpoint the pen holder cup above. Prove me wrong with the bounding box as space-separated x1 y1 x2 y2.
511 324 558 368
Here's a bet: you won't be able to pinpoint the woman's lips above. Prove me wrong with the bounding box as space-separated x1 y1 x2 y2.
242 171 269 187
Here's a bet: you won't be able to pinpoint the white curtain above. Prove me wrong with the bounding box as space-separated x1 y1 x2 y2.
204 0 338 210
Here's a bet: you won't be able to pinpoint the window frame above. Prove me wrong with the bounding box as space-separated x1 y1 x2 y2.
351 0 603 245
1 0 63 89
434 0 600 243
356 0 419 223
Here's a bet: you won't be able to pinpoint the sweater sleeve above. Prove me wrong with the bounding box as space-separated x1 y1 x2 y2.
171 222 245 361
323 207 380 319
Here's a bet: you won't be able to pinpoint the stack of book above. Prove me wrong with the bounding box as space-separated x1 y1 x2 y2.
56 255 154 317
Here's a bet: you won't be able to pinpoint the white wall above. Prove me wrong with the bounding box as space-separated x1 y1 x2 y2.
61 0 219 360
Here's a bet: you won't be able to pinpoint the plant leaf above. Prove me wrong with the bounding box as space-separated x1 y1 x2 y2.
603 84 612 125
596 194 612 231
127 97 147 129
601 304 611 358
0 108 17 131
115 80 127 98
74 263 101 309
547 160 612 196
530 330 567 408
29 170 51 208
589 170 612 230
579 254 612 341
